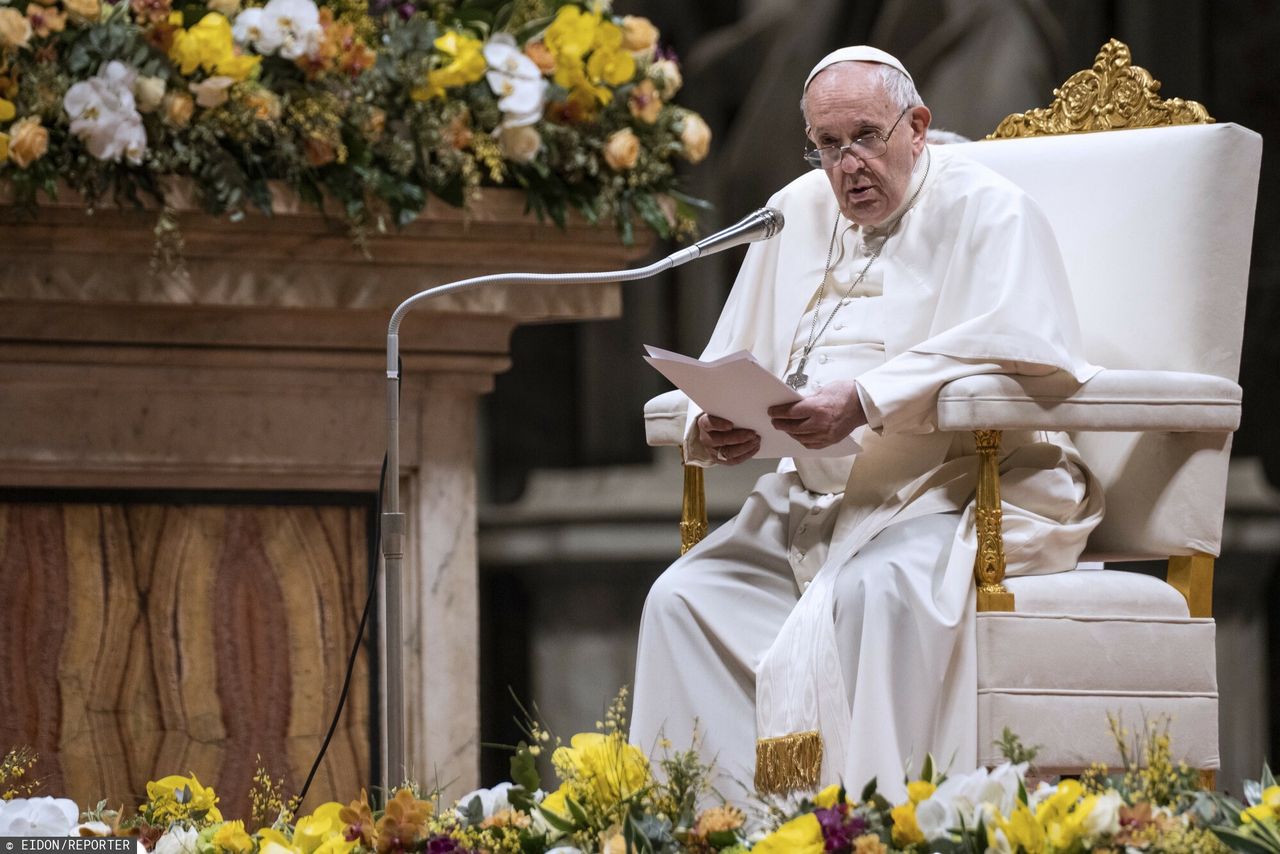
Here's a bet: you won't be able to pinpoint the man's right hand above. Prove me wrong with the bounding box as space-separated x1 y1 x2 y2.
696 413 761 465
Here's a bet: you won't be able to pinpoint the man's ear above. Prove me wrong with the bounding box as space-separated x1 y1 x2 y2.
909 105 932 154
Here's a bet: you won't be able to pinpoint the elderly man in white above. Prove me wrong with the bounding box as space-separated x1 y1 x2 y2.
629 46 1104 803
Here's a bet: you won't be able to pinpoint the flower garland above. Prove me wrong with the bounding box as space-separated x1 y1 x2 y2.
0 0 710 243
3 710 1279 854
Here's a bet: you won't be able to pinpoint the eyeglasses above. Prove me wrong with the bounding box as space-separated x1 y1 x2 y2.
803 108 911 168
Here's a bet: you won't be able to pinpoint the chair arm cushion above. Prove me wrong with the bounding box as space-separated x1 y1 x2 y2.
936 369 1241 433
644 389 690 447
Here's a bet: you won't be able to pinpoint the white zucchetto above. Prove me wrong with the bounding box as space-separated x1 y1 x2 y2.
803 45 914 92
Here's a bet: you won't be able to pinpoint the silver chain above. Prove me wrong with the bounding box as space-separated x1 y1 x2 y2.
787 147 932 390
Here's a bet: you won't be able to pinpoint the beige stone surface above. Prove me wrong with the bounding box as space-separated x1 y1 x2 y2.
0 189 649 802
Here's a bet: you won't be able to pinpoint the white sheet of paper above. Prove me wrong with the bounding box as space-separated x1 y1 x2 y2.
643 345 861 458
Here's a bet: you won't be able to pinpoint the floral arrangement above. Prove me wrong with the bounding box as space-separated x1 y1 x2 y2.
3 709 1278 854
0 0 710 243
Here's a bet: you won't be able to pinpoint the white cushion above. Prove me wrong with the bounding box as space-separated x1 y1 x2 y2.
936 370 1241 433
977 613 1214 694
1002 569 1190 618
644 389 689 447
977 693 1219 770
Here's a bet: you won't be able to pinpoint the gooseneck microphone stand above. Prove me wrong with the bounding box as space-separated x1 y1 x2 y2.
380 207 783 787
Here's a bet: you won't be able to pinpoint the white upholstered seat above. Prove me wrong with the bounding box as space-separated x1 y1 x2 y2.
645 117 1262 776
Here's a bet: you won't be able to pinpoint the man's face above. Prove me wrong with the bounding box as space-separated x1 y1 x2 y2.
804 62 930 227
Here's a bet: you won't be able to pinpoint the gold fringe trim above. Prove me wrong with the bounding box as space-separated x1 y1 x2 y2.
754 730 822 794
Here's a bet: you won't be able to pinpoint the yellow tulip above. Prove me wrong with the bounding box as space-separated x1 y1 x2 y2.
890 802 924 847
906 780 937 804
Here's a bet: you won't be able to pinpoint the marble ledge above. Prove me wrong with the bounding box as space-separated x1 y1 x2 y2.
0 185 652 317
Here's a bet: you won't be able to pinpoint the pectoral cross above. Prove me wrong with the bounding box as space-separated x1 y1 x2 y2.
785 360 809 390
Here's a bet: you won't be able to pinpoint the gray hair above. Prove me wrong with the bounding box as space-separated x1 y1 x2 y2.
801 63 923 125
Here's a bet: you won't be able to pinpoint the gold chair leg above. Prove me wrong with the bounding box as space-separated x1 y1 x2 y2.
679 462 708 554
973 429 1014 611
1167 554 1214 618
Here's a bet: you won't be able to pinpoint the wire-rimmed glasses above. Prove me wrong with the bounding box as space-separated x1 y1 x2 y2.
803 107 911 169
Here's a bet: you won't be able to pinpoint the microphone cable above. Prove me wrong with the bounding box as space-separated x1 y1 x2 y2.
296 359 400 812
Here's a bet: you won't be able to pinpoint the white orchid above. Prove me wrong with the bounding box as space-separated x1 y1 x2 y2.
233 0 322 60
63 61 147 164
915 761 1028 840
455 781 515 823
483 34 547 127
0 797 80 836
153 826 200 854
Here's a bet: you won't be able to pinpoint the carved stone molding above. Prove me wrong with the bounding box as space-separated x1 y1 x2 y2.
988 38 1213 139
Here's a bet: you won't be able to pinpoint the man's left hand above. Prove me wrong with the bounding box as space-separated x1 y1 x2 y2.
768 380 868 449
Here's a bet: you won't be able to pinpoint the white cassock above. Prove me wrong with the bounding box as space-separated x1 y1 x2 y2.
630 145 1104 804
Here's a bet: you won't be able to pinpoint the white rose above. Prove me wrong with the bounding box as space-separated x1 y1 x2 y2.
134 75 166 113
647 58 681 99
0 798 80 836
497 125 541 164
1084 790 1124 838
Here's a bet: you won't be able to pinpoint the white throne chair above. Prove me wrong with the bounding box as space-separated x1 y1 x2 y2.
643 40 1263 784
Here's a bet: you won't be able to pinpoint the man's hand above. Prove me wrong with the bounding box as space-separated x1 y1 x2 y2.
768 380 867 449
697 413 761 465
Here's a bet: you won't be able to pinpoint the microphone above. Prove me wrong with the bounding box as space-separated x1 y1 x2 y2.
379 204 785 785
665 207 785 266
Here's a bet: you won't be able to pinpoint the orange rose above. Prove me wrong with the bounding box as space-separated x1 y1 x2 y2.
620 15 658 55
0 8 33 48
679 112 711 163
603 127 639 171
523 40 555 75
8 116 48 168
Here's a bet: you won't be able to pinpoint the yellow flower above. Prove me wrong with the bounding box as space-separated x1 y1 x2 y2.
145 773 224 824
551 732 651 810
1243 803 1275 824
585 21 634 86
991 803 1046 853
814 784 850 809
0 131 10 164
751 813 824 854
169 13 259 81
9 115 48 168
890 801 924 847
906 780 937 804
1265 785 1280 810
293 802 352 854
0 97 13 121
413 30 485 101
544 5 597 62
540 783 571 820
258 829 302 854
212 820 254 854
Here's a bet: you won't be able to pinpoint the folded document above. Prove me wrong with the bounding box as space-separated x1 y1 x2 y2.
643 346 861 459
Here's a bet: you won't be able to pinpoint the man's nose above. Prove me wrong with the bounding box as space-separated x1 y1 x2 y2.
838 146 866 171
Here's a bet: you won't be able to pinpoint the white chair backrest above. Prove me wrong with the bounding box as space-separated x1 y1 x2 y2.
952 124 1262 560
